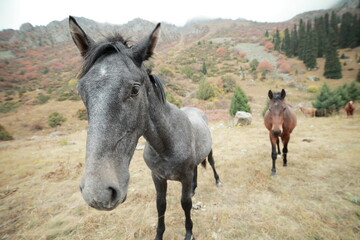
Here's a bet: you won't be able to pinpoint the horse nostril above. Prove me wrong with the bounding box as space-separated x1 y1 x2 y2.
108 186 118 203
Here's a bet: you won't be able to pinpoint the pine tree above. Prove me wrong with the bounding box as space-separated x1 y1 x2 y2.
229 85 251 116
283 28 292 57
324 27 342 79
340 12 353 48
330 11 339 47
201 62 207 75
347 81 360 101
313 83 332 116
304 19 317 69
298 19 306 61
315 16 326 57
265 30 269 38
274 29 281 51
290 24 298 56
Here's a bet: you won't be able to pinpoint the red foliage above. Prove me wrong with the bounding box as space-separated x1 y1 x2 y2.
216 47 226 56
277 57 292 73
257 60 274 72
238 51 247 58
264 41 274 51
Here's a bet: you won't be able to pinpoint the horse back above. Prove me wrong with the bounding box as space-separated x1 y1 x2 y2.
181 107 212 164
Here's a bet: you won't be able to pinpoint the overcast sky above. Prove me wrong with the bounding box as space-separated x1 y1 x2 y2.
0 0 340 30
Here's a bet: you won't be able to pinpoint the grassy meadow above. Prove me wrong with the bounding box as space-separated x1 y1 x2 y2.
1 104 359 239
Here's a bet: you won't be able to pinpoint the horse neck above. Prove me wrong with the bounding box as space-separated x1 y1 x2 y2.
143 82 178 154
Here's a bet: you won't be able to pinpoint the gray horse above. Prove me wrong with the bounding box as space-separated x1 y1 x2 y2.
69 16 221 240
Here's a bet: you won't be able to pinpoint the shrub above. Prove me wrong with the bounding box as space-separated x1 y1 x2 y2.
48 112 66 127
77 109 88 120
229 85 251 116
35 93 51 104
257 60 274 73
196 80 215 100
0 124 13 141
357 70 360 83
0 102 21 113
221 75 236 93
307 85 319 93
249 59 259 72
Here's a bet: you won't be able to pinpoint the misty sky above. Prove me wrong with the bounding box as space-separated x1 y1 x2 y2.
0 0 340 30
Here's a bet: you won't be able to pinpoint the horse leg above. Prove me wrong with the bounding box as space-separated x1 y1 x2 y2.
181 173 195 240
276 138 281 155
191 166 198 197
270 133 278 176
152 173 167 240
281 134 290 167
208 150 222 187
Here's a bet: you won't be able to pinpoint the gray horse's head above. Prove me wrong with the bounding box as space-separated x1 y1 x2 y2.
69 16 161 210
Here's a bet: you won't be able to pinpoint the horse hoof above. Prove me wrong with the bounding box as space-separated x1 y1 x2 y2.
216 181 223 187
283 164 287 167
270 171 276 176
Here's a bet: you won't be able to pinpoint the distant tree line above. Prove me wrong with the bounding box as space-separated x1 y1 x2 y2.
313 81 360 116
267 11 360 79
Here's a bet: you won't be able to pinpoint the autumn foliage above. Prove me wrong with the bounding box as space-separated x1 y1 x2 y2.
257 60 274 72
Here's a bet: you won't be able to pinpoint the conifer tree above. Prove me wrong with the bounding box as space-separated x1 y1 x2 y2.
324 27 342 79
290 24 298 56
265 30 269 38
347 81 360 101
298 19 306 61
229 85 251 116
274 29 281 51
313 83 331 116
304 20 317 69
315 16 326 57
283 28 292 57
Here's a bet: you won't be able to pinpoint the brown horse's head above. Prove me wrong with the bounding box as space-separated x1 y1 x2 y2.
268 89 287 137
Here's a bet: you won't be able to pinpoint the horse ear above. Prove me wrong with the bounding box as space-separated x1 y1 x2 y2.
69 16 94 57
132 23 161 65
280 89 286 99
268 90 273 99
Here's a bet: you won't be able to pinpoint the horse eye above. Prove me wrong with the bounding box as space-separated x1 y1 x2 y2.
131 84 140 96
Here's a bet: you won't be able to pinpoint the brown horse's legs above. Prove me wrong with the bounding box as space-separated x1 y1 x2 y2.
181 174 195 240
276 138 281 154
270 133 278 176
282 134 290 167
152 174 167 240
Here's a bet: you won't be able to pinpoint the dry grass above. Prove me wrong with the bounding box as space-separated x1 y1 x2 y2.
1 109 360 239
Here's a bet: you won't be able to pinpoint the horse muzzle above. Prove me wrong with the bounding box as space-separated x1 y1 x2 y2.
80 180 128 211
272 129 282 137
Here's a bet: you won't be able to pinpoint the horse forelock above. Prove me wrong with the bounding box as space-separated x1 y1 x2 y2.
78 34 131 79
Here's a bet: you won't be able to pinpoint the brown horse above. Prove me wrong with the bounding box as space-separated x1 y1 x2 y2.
264 89 297 175
300 107 317 117
344 101 355 117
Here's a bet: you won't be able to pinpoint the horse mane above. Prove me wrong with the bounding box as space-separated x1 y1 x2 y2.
78 34 130 79
78 33 166 104
147 68 166 104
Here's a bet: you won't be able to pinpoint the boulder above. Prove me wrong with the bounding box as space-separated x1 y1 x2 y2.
233 111 252 126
